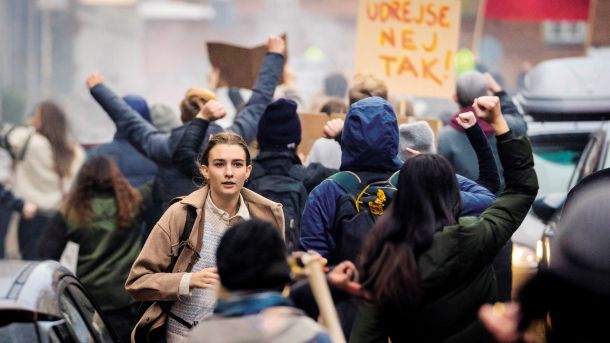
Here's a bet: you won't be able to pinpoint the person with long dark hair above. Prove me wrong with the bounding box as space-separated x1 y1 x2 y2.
0 101 85 259
38 155 152 342
350 96 539 342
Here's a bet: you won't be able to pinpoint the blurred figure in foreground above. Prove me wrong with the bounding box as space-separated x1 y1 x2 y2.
189 219 331 343
480 168 610 343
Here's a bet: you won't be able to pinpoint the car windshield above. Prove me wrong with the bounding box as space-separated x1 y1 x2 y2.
533 151 579 195
530 132 590 196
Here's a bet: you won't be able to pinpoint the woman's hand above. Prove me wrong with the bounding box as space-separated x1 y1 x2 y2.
456 111 477 130
197 100 227 122
327 261 362 297
323 118 344 139
21 202 37 220
478 302 522 343
267 35 286 55
473 96 509 135
189 267 219 289
86 73 104 89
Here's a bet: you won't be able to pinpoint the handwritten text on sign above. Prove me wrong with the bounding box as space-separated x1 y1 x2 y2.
355 0 461 98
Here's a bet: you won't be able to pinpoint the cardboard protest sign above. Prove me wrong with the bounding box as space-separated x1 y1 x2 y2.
299 112 333 157
355 0 461 98
207 36 286 89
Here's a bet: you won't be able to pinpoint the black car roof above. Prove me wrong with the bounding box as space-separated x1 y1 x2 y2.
516 57 610 121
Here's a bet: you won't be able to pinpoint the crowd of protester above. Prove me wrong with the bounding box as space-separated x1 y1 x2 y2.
1 34 608 343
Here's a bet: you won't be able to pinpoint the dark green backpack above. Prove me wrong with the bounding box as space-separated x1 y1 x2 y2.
328 171 399 264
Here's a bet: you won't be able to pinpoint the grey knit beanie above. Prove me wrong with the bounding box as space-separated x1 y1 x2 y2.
398 121 436 162
150 103 181 133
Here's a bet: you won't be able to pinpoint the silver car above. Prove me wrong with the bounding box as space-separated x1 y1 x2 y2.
0 260 117 342
510 56 610 295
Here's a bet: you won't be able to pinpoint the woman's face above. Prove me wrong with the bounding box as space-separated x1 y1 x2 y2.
30 109 42 130
200 144 252 199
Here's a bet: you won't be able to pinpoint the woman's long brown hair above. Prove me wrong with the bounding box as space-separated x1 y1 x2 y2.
358 154 461 314
63 156 142 229
34 101 76 179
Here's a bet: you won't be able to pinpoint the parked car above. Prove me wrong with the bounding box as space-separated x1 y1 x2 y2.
510 56 610 295
535 124 610 271
0 260 118 342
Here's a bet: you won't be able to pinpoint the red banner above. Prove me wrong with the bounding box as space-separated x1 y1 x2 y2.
485 0 589 21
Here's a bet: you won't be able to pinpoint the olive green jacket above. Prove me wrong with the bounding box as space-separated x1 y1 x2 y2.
350 134 539 343
39 184 153 311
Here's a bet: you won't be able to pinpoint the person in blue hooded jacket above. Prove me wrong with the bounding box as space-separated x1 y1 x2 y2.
299 97 498 259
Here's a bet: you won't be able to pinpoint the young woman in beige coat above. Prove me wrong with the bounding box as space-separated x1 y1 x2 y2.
126 131 284 343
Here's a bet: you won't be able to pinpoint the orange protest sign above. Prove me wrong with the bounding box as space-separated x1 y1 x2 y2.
355 0 461 98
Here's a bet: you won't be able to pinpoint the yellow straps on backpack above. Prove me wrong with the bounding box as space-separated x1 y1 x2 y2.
355 185 387 215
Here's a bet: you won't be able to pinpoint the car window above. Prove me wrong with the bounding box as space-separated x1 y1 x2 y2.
604 142 610 169
582 138 602 177
59 293 95 343
529 132 588 195
36 320 76 343
66 285 114 342
0 322 38 342
570 132 604 188
533 151 578 195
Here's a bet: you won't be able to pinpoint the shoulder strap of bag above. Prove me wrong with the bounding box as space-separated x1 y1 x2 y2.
2 125 34 161
388 170 400 188
327 171 363 197
165 200 197 273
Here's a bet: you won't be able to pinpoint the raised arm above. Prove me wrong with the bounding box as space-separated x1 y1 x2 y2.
172 100 226 178
227 36 285 143
464 96 538 264
87 74 172 164
456 111 500 194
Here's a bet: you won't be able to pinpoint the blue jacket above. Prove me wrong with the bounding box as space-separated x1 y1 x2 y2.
89 52 284 212
88 134 158 187
299 97 497 258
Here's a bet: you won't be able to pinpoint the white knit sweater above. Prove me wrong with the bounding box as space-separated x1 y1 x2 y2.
2 125 85 211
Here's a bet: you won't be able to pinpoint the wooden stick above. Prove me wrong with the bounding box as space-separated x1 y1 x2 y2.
472 0 487 60
584 0 598 52
301 253 346 343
